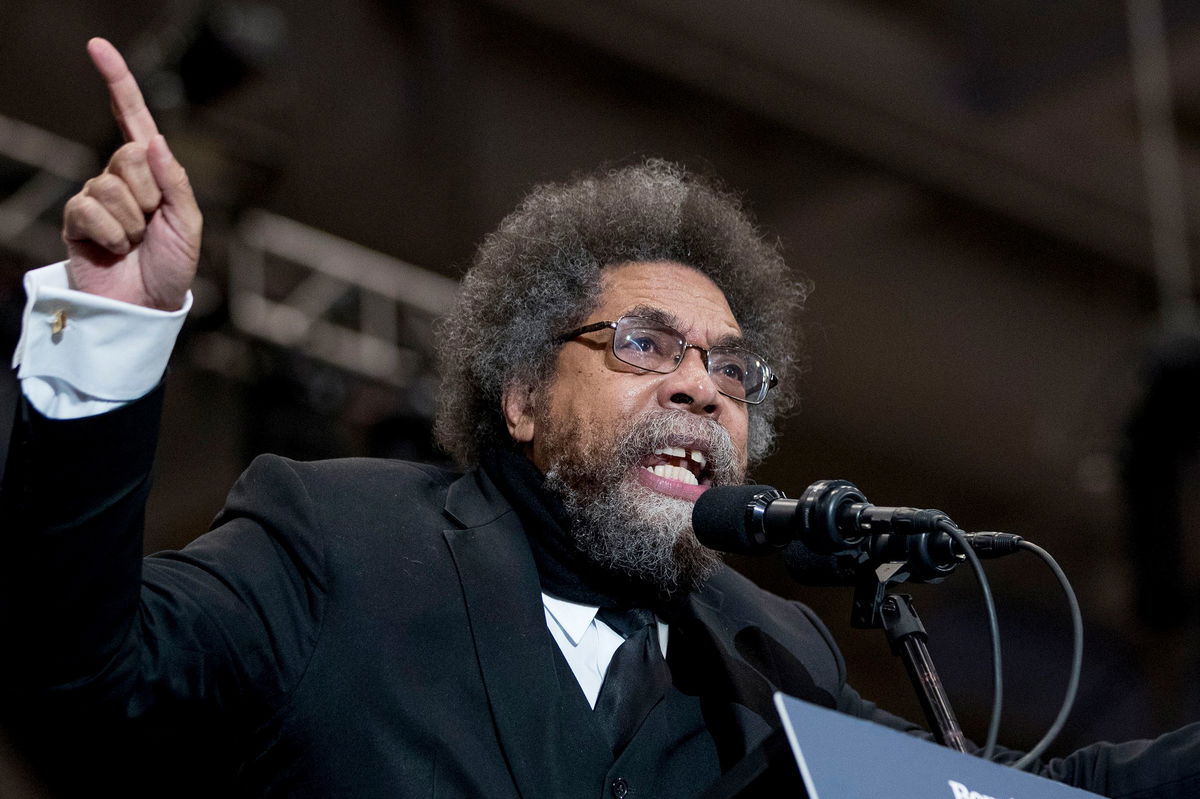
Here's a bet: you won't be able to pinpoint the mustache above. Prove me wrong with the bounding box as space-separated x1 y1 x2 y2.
613 410 745 486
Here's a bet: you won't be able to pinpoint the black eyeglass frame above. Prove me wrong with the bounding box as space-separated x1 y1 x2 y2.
555 315 779 405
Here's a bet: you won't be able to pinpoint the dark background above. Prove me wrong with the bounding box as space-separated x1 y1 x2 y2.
4 0 1200 789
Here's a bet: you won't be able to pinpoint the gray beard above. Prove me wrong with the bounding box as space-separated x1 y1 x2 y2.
542 409 745 597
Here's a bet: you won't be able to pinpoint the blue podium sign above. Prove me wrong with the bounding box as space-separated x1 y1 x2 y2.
774 693 1104 799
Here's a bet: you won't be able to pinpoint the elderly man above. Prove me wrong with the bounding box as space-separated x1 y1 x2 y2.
3 38 1200 799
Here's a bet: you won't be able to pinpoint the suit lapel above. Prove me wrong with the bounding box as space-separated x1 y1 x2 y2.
669 585 773 768
442 470 599 799
670 577 837 770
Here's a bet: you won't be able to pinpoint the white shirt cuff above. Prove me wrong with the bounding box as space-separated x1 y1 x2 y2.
12 262 191 419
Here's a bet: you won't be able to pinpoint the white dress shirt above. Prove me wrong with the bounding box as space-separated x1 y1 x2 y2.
542 594 669 708
13 262 668 703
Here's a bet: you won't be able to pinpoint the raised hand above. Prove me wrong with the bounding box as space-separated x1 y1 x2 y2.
62 38 202 311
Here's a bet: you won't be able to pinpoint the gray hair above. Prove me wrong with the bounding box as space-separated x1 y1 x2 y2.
435 159 808 467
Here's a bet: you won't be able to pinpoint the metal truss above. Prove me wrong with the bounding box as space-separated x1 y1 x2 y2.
228 209 458 389
0 114 98 264
0 114 458 398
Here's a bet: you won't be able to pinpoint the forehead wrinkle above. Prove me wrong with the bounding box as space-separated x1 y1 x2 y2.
623 303 751 350
623 304 682 330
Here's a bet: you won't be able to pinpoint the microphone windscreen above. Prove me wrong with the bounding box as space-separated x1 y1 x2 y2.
692 484 779 555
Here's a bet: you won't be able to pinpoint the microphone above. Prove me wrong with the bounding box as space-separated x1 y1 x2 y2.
693 481 950 555
692 482 1022 585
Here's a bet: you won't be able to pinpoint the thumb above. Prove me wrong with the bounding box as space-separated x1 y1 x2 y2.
146 134 202 239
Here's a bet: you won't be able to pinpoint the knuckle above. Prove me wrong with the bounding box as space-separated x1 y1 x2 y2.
64 197 120 247
85 184 132 223
63 195 97 233
109 141 146 169
64 193 86 216
90 173 120 197
98 223 127 250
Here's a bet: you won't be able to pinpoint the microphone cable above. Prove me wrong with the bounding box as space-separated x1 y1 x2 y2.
938 518 1003 760
944 525 1084 768
1009 539 1084 771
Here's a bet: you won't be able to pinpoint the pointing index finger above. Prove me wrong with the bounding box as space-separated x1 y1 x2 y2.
87 37 159 144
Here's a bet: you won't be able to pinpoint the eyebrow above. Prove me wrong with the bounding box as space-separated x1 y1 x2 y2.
623 305 751 350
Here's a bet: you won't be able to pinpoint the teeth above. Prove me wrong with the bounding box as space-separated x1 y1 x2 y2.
652 445 708 470
647 463 698 486
654 446 687 458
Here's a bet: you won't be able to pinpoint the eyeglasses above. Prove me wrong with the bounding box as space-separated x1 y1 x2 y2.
556 315 778 404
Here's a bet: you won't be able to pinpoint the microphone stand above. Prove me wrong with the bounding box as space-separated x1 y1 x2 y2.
852 562 968 752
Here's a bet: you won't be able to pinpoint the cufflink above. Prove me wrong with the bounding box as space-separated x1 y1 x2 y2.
50 309 67 335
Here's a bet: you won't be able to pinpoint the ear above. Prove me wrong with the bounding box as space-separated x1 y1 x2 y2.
502 382 537 444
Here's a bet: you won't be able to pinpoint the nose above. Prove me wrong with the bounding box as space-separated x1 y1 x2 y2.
656 346 722 417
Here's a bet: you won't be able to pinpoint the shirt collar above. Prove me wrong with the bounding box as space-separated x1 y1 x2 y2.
542 592 598 647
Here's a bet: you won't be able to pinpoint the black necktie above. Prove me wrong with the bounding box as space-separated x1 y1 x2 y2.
594 607 672 755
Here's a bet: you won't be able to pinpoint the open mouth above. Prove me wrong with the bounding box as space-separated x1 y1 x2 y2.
640 445 710 486
635 443 713 501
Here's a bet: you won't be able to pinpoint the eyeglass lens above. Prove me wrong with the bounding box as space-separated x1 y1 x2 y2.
611 316 769 402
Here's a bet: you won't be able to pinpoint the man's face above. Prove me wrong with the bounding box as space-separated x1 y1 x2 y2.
505 260 751 594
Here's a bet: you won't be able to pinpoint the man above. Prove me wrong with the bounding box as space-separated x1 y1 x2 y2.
3 38 1199 798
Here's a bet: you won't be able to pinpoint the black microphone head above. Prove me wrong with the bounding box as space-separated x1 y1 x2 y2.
693 484 783 555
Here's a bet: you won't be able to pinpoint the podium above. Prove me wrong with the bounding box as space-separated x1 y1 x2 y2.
704 693 1104 798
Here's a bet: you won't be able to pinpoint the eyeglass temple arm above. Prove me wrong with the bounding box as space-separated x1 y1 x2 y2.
554 320 617 343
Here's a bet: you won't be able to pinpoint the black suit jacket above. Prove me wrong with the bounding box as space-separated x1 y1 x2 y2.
3 390 1200 798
